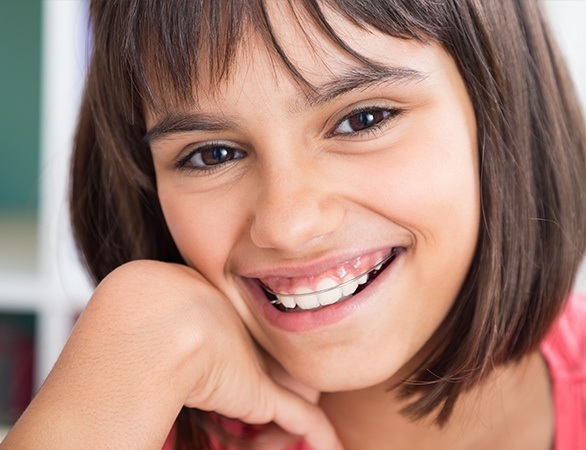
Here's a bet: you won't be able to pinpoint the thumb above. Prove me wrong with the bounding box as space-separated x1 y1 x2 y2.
247 422 300 450
263 351 321 406
262 378 344 450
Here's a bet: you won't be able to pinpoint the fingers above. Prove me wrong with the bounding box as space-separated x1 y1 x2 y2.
269 382 344 450
247 423 300 450
263 351 321 406
231 367 342 450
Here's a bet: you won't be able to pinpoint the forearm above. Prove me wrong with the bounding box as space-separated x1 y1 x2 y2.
2 260 343 450
2 262 202 449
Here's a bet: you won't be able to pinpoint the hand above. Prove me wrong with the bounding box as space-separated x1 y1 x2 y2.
243 350 329 449
168 265 342 450
2 261 342 450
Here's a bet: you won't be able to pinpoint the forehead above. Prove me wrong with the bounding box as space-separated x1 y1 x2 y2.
144 4 446 122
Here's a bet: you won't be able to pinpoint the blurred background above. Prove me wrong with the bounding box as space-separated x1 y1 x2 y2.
0 0 585 436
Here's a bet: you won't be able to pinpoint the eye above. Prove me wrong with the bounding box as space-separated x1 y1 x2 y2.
177 144 246 171
331 107 398 136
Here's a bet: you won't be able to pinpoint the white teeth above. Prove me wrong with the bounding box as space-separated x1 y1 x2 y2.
295 288 320 310
342 279 359 296
277 295 296 309
316 278 338 291
273 277 355 310
316 279 342 306
267 251 397 311
318 289 342 306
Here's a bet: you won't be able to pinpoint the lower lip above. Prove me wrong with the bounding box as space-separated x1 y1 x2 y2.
242 253 401 333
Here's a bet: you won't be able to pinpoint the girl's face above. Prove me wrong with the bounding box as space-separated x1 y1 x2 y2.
148 8 480 392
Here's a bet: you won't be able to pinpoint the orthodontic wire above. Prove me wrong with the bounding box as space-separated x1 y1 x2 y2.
262 251 398 299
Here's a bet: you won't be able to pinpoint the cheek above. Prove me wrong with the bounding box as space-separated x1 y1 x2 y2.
339 113 480 301
405 107 477 227
157 187 247 278
346 141 479 241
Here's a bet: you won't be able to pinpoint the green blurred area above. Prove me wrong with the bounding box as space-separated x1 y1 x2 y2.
0 0 42 215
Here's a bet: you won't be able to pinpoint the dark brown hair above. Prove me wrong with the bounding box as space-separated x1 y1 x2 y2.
71 0 586 447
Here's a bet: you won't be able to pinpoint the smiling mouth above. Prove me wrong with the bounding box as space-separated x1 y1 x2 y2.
259 247 404 313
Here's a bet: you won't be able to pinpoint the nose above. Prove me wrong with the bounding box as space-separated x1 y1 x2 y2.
249 159 345 253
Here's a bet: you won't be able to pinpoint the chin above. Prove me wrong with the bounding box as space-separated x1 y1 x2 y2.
278 347 409 393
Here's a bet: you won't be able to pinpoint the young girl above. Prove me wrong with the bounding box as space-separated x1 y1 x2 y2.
3 0 585 449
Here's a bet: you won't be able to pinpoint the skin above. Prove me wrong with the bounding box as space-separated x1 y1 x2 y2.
149 7 553 448
2 5 554 450
3 261 342 450
150 11 480 392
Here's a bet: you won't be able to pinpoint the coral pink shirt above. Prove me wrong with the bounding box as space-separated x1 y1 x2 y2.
540 292 586 450
164 293 586 450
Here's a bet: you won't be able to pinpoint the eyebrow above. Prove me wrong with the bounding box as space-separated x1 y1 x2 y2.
300 65 427 109
144 65 427 144
144 113 239 144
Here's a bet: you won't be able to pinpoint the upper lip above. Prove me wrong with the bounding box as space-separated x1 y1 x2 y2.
238 246 400 280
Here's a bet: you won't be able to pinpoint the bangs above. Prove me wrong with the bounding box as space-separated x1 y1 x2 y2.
100 0 448 116
81 0 586 431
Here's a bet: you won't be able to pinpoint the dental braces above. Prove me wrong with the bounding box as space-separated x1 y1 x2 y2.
262 249 399 300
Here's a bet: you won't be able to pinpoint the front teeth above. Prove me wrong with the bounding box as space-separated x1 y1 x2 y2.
294 288 319 310
266 249 401 311
341 279 359 297
316 279 341 306
278 295 297 309
275 275 363 310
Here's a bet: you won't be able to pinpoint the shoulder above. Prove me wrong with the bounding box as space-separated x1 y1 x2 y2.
540 292 586 450
541 292 586 378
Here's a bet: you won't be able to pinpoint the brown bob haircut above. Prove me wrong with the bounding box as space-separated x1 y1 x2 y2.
71 0 586 447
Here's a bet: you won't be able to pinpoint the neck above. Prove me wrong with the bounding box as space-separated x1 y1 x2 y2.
319 351 553 450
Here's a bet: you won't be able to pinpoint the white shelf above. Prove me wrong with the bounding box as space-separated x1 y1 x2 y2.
0 215 38 275
0 0 90 392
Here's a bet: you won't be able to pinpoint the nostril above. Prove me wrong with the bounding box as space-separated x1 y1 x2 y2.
249 195 345 252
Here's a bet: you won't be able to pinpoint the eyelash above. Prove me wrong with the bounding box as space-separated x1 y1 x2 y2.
328 105 401 139
174 105 401 173
174 143 246 174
